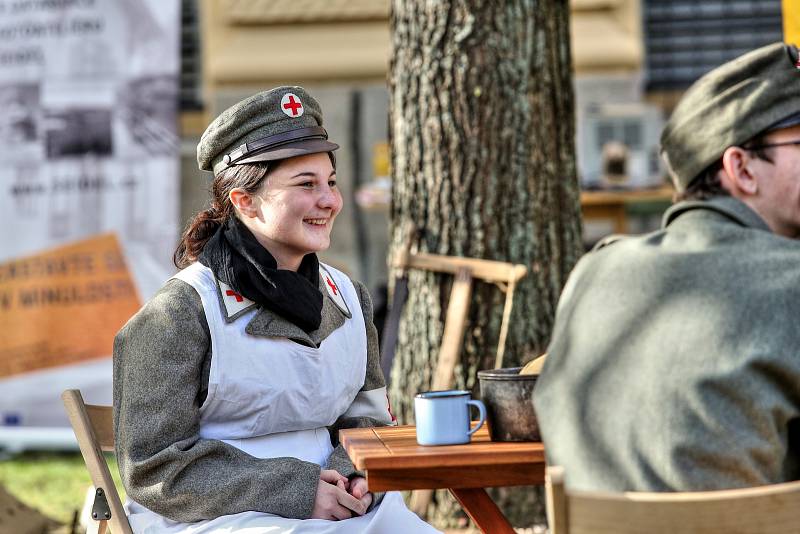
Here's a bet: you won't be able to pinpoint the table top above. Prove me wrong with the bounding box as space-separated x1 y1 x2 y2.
580 186 674 206
340 425 546 491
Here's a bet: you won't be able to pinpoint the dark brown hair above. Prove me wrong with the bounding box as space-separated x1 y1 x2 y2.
173 163 272 268
676 133 774 202
675 159 729 202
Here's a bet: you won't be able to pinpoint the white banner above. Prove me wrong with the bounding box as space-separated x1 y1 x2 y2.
0 0 180 434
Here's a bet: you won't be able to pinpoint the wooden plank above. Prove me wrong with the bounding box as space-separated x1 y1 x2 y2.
546 466 568 534
61 390 133 534
494 277 518 369
579 187 673 206
581 204 627 234
580 187 674 234
566 486 800 534
432 267 473 391
340 426 545 471
450 488 516 534
85 404 115 451
364 462 545 492
397 253 527 284
363 442 545 470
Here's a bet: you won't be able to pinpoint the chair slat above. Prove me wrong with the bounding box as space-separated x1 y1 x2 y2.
85 404 115 452
546 465 800 534
62 389 133 534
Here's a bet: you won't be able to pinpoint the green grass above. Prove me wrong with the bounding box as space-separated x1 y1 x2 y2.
0 451 125 526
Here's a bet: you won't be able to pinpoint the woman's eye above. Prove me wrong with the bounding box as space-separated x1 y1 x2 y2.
328 180 338 188
300 181 314 188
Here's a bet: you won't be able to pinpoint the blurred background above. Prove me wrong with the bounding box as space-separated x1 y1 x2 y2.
177 0 788 287
0 0 795 531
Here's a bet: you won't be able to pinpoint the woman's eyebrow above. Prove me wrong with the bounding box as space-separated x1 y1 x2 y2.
289 170 337 179
289 171 317 179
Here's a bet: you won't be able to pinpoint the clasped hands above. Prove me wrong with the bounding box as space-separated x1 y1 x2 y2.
311 469 373 520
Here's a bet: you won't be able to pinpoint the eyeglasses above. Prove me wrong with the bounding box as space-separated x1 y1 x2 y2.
743 140 800 151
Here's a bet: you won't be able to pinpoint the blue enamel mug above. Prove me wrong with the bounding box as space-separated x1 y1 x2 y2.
414 390 487 446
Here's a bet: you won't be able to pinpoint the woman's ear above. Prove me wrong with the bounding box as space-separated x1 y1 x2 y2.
720 146 759 196
229 189 258 218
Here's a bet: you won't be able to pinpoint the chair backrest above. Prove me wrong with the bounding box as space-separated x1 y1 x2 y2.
62 389 133 534
545 465 800 534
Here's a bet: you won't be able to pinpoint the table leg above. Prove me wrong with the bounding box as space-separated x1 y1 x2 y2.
449 488 516 534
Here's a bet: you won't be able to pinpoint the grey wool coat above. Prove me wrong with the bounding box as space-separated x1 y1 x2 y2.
113 268 390 522
534 196 800 492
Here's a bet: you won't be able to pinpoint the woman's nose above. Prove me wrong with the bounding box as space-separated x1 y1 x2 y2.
317 185 341 209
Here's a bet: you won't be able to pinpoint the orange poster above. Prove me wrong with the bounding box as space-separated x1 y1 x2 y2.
0 233 141 378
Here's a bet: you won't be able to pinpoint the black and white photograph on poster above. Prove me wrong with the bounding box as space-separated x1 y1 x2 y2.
67 36 116 79
43 108 113 159
0 83 39 146
10 163 43 217
119 0 178 76
119 75 180 156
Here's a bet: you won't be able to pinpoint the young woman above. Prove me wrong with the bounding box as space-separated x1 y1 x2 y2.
113 86 439 533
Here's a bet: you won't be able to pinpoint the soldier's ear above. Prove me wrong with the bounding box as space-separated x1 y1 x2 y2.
720 146 759 196
229 188 259 218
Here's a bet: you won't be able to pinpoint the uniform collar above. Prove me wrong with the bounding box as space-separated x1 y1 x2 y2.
242 267 351 346
662 196 772 233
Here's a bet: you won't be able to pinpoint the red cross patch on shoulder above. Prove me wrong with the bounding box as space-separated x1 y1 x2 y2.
386 393 397 424
281 93 304 117
216 279 256 321
319 266 351 317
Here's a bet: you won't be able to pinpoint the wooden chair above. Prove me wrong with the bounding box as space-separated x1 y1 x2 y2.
62 389 133 534
389 250 527 515
545 465 800 534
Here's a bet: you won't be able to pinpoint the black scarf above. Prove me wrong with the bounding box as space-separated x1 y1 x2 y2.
198 217 323 332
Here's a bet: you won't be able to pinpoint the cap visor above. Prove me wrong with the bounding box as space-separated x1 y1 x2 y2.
236 138 339 165
767 111 800 132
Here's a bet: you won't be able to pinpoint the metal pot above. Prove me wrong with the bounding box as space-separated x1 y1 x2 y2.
477 367 540 442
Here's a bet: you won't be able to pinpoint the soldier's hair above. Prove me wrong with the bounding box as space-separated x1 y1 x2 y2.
675 160 729 201
173 162 272 269
676 133 773 202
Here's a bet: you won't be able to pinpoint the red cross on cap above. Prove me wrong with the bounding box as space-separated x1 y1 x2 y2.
281 93 304 117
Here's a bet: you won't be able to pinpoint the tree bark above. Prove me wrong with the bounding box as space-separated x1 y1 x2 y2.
388 0 582 529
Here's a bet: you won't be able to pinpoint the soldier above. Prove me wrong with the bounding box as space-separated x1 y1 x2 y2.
113 87 439 533
534 42 800 492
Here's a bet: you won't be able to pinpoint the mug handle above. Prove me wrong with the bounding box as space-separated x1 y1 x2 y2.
466 399 487 436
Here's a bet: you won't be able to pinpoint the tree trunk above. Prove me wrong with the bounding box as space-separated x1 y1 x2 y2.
388 0 582 529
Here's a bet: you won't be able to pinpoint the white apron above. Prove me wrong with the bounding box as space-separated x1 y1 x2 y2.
126 262 439 534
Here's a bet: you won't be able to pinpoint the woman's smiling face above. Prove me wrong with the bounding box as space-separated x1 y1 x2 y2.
243 152 342 270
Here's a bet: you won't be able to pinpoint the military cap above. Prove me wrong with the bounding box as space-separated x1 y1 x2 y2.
197 86 339 174
660 42 800 191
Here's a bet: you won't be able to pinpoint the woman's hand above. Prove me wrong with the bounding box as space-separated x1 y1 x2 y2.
311 470 367 520
347 476 373 511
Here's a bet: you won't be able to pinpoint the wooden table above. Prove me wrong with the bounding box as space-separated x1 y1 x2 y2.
581 186 674 234
340 425 545 534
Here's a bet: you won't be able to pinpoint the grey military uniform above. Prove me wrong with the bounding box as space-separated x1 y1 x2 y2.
534 196 800 491
113 272 387 522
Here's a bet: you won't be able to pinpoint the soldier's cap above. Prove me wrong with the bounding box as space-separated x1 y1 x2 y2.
660 42 800 191
197 86 339 174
